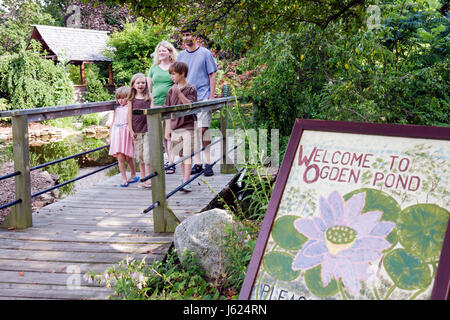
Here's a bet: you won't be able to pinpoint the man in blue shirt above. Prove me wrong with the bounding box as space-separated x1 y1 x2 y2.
177 25 218 176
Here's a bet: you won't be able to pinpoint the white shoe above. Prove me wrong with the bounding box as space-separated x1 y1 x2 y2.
181 181 192 192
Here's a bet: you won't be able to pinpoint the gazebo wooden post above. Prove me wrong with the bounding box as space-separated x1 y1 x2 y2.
80 62 86 85
108 63 114 86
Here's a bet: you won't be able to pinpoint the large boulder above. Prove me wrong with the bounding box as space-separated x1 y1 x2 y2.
173 208 239 281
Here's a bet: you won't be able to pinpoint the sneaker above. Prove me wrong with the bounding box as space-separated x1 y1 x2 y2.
181 182 192 192
204 164 214 176
191 164 203 174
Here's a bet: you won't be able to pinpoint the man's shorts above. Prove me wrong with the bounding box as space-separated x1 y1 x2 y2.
171 128 195 164
196 109 212 128
135 132 151 165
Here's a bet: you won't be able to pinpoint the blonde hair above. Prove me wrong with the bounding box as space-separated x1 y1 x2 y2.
152 40 178 65
115 86 130 102
127 73 152 102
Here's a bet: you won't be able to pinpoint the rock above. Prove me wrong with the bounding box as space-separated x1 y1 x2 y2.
1 162 60 219
173 208 240 281
49 173 60 183
82 127 96 136
39 171 55 185
82 125 109 139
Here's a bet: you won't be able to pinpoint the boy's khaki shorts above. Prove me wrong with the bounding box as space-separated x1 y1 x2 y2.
171 128 194 164
162 119 171 140
135 132 150 165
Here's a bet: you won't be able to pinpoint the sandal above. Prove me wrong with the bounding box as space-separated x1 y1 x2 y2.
138 182 152 189
120 182 129 187
166 164 176 174
127 176 140 183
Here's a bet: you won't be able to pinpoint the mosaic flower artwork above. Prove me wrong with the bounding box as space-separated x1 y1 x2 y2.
292 191 395 295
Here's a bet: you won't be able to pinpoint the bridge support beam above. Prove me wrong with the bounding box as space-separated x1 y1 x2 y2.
146 113 180 233
2 115 33 229
220 103 238 174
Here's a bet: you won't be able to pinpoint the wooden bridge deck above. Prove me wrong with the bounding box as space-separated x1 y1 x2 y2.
0 168 236 299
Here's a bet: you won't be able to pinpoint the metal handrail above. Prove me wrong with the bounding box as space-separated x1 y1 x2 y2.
0 170 21 182
0 144 112 211
0 94 237 229
140 137 224 183
31 161 118 198
29 144 114 197
0 199 22 210
142 144 238 214
31 144 110 171
0 171 22 210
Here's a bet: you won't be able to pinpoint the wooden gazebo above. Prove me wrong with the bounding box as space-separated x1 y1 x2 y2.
29 25 114 100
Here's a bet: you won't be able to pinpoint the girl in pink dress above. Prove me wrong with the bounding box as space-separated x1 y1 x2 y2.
109 86 138 187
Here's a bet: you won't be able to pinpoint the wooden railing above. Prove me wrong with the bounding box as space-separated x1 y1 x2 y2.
0 95 237 231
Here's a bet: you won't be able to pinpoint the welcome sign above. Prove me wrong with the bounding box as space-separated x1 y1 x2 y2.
240 120 450 300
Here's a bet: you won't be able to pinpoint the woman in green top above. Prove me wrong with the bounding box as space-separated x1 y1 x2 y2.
147 40 178 173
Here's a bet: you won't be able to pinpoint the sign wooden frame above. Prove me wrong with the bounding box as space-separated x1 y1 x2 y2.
239 119 450 300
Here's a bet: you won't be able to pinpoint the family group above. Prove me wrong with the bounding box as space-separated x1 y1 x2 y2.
108 26 218 192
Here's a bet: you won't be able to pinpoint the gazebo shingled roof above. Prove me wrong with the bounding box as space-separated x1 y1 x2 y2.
29 25 114 90
30 24 112 63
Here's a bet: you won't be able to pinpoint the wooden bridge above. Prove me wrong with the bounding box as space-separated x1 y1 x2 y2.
0 96 239 299
0 167 236 299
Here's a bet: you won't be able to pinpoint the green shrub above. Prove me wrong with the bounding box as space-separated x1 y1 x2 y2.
84 78 112 102
222 222 258 294
241 5 449 133
86 248 221 300
104 18 172 85
0 98 11 112
0 46 74 110
83 64 113 102
81 113 102 127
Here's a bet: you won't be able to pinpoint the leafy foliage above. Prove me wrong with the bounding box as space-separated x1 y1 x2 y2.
0 0 55 55
103 0 367 51
86 249 222 300
0 45 74 110
240 2 449 135
104 17 172 85
83 74 113 102
222 221 257 291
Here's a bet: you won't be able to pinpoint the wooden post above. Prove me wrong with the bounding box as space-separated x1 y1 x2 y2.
80 62 86 85
146 113 179 233
2 115 32 229
220 86 237 174
220 104 238 174
108 63 114 86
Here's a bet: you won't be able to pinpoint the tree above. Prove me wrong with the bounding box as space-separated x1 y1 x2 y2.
42 0 135 32
0 44 74 110
244 0 449 134
103 18 172 85
0 0 55 54
101 0 368 50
